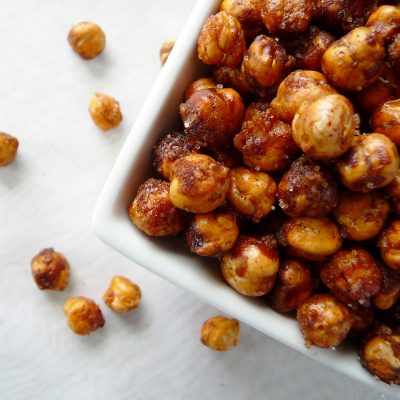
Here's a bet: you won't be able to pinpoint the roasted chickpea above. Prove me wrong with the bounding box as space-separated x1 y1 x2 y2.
389 33 400 70
332 191 390 241
351 306 375 334
88 92 122 131
212 66 254 98
378 220 400 272
169 154 230 214
67 21 105 59
64 296 105 336
297 294 353 348
372 99 400 145
186 211 239 257
197 11 246 67
277 156 337 218
321 27 386 91
270 70 336 123
386 169 400 198
227 167 277 222
373 264 400 310
184 78 217 101
221 236 279 296
128 178 188 236
337 133 399 192
103 275 141 312
160 40 175 66
366 5 400 42
277 217 342 261
31 248 70 291
179 87 244 148
270 259 314 313
0 132 18 166
320 248 382 307
201 316 240 351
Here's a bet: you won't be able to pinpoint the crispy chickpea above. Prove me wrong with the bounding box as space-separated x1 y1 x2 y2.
197 11 246 67
88 92 122 131
160 40 175 66
386 169 400 198
320 248 382 307
128 178 188 236
169 154 230 214
277 217 342 261
378 220 400 272
67 21 105 59
366 5 400 42
201 316 240 351
31 248 70 291
321 27 386 91
227 167 277 222
212 66 254 98
186 211 239 257
179 87 244 148
332 191 390 241
221 236 279 296
372 99 400 145
389 34 400 70
184 78 217 101
337 133 399 192
0 132 18 166
277 156 337 218
373 264 400 310
64 297 105 335
270 70 336 123
351 306 375 334
292 94 358 160
297 294 353 348
103 275 141 312
270 259 314 313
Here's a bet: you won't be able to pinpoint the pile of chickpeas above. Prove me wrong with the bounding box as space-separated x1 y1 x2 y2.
129 0 400 384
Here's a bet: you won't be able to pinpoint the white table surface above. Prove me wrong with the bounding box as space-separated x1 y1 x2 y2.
0 1 397 399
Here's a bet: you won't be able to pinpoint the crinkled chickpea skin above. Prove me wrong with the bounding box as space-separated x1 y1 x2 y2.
378 220 400 272
372 99 400 145
373 264 400 310
89 92 122 131
67 21 105 59
0 132 18 166
184 78 217 101
366 5 400 43
160 40 175 66
201 316 240 351
103 275 141 312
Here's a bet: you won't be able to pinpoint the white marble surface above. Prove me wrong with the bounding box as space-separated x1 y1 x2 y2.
0 1 397 399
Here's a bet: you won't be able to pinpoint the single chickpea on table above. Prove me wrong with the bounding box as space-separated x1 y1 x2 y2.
89 92 122 131
201 316 240 351
103 276 141 313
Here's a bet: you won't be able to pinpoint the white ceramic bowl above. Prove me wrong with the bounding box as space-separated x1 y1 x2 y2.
93 1 398 396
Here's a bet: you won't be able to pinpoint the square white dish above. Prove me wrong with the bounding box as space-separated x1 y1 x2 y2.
92 0 398 396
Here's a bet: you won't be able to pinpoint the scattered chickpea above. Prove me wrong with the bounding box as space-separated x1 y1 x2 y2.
103 276 141 313
89 92 122 131
0 132 19 166
372 99 400 145
201 316 240 351
160 40 175 66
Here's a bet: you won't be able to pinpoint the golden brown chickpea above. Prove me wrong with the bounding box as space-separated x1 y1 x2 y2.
128 178 188 236
31 248 70 291
277 156 337 218
320 248 382 307
270 259 314 313
197 11 246 67
372 99 400 145
373 264 400 310
169 154 230 214
64 296 105 336
227 167 277 222
292 94 358 160
321 27 386 91
366 5 400 42
212 66 254 98
201 316 240 351
297 294 353 348
103 275 141 312
378 220 400 272
277 217 342 261
0 132 18 166
67 22 105 59
186 211 239 257
221 236 279 296
179 87 244 148
184 78 217 101
270 70 336 123
337 133 399 192
389 33 400 70
386 169 400 198
160 40 175 66
261 0 313 33
88 92 122 131
351 306 375 334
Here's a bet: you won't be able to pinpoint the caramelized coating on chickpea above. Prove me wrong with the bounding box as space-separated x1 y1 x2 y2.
64 296 105 336
197 11 246 67
184 78 217 101
386 169 400 198
270 259 314 313
372 99 400 145
320 248 382 307
373 264 400 310
227 167 277 222
170 154 230 214
378 220 400 272
337 133 399 192
366 5 400 42
332 191 390 241
213 66 254 98
179 87 244 148
351 306 375 334
0 132 18 166
128 178 188 236
160 40 175 65
67 21 105 59
389 34 400 70
278 217 342 261
277 156 337 218
88 92 122 131
321 27 386 91
201 316 240 351
186 211 239 257
221 236 279 296
31 248 70 291
297 294 353 348
270 70 336 123
103 275 141 312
